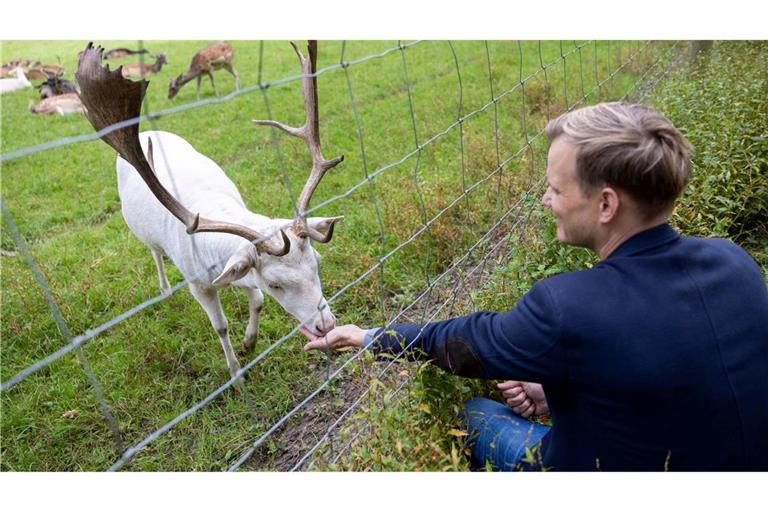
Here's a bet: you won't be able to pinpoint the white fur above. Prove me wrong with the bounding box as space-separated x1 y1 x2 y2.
117 130 337 378
0 68 32 94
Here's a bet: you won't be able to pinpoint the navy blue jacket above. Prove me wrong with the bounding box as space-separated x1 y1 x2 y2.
370 224 768 470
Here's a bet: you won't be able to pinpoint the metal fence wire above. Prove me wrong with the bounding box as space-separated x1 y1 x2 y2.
0 40 685 471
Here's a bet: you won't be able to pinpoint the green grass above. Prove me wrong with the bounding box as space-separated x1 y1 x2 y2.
2 40 673 470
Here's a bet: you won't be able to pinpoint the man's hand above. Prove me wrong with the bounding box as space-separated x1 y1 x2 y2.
303 324 368 352
497 380 549 418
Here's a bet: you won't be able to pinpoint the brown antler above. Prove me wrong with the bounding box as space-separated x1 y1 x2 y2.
252 40 343 242
76 43 289 256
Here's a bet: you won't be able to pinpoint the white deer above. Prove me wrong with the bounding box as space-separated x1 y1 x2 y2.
0 67 32 94
76 42 342 380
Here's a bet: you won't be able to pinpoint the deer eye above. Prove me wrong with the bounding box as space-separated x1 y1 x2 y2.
267 282 281 290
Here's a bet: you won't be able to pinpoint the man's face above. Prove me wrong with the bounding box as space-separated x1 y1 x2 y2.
541 138 601 249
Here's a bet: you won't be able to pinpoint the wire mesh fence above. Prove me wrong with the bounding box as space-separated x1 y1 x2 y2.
0 40 685 470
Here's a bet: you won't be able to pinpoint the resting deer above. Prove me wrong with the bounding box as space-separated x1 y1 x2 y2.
1 59 40 77
104 47 149 60
38 76 78 99
121 53 167 78
29 93 85 115
30 64 65 79
168 42 240 100
0 68 32 94
76 42 343 380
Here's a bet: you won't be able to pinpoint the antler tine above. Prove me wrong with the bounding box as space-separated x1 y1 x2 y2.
76 42 289 257
252 40 344 243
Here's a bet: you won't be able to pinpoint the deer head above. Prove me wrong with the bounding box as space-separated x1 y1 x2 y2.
167 75 182 99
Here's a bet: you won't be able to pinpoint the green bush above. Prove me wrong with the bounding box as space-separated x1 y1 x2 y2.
658 41 768 270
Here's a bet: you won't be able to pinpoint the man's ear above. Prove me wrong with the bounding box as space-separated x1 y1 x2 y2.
306 216 344 235
598 187 621 224
213 246 258 286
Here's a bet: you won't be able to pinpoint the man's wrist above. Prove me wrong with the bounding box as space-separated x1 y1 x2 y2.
363 327 382 349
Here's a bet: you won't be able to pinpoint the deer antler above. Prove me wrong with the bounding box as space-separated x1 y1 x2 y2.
252 40 344 242
76 43 289 256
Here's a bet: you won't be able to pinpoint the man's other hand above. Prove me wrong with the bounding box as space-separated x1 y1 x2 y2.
498 380 550 418
303 324 367 352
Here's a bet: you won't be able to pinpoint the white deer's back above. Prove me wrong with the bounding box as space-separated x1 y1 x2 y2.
116 130 267 283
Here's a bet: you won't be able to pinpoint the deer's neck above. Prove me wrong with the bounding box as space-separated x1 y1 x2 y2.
178 68 201 85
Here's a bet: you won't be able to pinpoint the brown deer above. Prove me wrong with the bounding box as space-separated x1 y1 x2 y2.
1 59 40 77
76 42 342 381
104 47 150 60
29 93 85 115
120 53 167 78
168 42 240 100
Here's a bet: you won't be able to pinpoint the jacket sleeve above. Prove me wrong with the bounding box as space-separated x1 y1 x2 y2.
369 280 568 385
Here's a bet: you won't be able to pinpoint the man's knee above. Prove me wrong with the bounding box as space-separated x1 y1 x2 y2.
462 396 551 471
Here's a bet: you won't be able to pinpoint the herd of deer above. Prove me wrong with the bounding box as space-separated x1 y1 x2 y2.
73 41 341 383
1 41 241 116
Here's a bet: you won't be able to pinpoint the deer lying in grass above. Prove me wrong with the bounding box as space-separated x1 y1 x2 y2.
121 53 167 78
168 42 239 100
77 42 343 380
104 47 149 60
0 68 32 94
1 60 63 79
29 65 65 80
38 76 78 99
29 93 85 115
1 59 40 77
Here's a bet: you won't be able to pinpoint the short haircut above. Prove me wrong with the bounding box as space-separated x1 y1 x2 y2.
544 102 693 217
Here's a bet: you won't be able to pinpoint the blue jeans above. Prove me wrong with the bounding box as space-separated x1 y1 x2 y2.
463 397 551 471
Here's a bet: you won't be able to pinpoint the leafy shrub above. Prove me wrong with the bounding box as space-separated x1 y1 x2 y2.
656 41 768 270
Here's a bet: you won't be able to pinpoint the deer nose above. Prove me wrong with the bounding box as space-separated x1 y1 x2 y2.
315 311 336 335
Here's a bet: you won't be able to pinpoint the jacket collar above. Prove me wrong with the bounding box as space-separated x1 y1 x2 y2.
607 223 681 259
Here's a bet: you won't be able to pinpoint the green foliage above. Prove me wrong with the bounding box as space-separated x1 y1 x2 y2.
311 362 483 471
655 41 768 270
474 207 596 313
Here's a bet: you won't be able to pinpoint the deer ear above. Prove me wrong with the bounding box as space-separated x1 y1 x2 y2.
213 248 257 286
306 216 344 234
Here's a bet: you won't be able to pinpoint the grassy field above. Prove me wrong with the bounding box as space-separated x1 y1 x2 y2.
2 39 674 470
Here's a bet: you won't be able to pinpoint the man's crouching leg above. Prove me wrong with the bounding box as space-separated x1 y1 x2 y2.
462 397 551 471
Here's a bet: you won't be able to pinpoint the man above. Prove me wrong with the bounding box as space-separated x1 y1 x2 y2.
304 102 768 471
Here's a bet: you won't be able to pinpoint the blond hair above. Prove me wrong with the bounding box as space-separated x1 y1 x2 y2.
545 102 693 217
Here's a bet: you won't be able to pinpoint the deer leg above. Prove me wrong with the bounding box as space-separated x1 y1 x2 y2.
188 283 243 385
150 247 171 297
241 286 264 352
195 75 202 101
208 72 219 97
225 64 240 90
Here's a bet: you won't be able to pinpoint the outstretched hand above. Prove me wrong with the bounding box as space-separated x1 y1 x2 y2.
303 324 368 352
497 380 549 418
